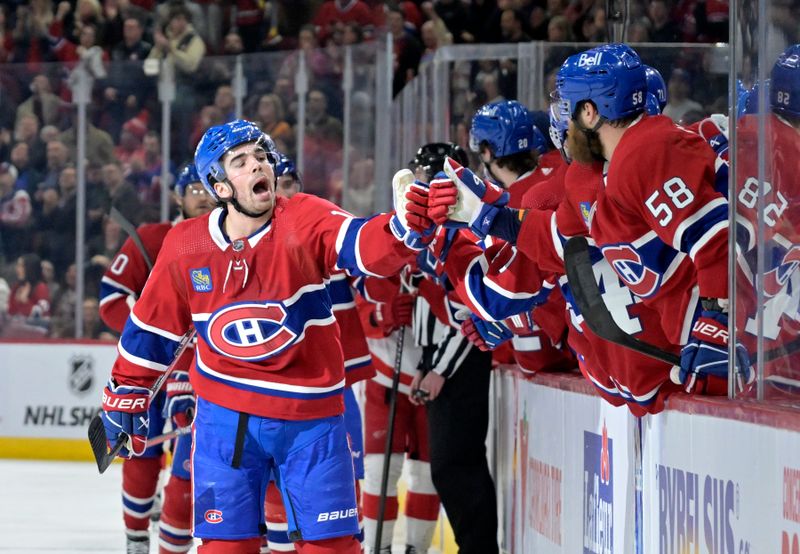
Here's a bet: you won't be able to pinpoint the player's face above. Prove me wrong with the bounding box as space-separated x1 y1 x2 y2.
275 174 300 198
179 182 216 219
220 142 276 214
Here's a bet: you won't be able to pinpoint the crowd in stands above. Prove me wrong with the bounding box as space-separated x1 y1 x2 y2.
0 0 776 339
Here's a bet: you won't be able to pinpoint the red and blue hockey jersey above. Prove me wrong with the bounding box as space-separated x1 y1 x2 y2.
110 194 415 420
99 222 172 332
590 115 729 346
99 221 195 373
444 161 684 414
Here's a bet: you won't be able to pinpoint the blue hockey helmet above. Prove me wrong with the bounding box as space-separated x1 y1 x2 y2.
555 43 647 123
741 79 769 116
274 152 303 190
770 44 800 118
469 100 538 158
275 152 298 178
529 109 554 154
174 162 201 197
644 65 667 115
194 119 277 200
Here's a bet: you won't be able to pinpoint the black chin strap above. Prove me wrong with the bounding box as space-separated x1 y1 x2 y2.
482 160 502 185
574 114 606 135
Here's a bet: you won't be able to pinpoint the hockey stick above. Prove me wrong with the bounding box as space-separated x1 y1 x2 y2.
563 236 800 367
110 206 153 271
374 324 406 553
88 328 196 474
145 423 192 449
563 236 681 366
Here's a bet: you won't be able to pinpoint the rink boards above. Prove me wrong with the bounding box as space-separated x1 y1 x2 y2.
0 340 116 461
493 368 800 554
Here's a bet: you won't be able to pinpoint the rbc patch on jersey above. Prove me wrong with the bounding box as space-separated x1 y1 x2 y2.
190 268 213 292
579 202 593 228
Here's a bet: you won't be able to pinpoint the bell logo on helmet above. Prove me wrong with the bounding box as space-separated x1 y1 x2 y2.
578 51 602 67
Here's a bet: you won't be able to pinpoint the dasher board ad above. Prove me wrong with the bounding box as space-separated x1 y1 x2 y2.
0 341 117 439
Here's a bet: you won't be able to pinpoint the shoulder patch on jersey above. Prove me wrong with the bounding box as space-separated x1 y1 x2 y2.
190 267 213 292
579 202 593 228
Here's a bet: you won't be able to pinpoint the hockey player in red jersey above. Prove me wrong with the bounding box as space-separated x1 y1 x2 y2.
402 143 500 554
427 44 751 400
553 44 750 393
465 100 574 376
99 162 214 554
99 119 428 554
354 270 441 554
261 153 375 553
733 46 800 402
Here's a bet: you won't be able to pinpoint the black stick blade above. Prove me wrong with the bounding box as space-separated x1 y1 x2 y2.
563 236 680 366
87 412 126 474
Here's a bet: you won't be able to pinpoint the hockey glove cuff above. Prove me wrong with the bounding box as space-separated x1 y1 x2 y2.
427 158 509 237
101 379 150 458
673 310 754 394
461 314 513 351
164 371 195 429
390 169 435 250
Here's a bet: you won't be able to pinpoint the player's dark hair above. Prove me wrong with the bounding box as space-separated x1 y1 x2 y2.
576 100 641 129
480 140 539 175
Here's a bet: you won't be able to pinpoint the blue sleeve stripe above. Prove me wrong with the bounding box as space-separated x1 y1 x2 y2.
345 356 372 370
327 277 355 305
735 214 755 252
336 217 382 277
100 276 135 301
464 257 553 321
672 198 727 254
119 317 181 370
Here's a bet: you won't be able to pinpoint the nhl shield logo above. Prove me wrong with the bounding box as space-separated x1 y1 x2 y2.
68 355 94 396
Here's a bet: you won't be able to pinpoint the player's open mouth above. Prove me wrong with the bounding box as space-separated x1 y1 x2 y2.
252 177 271 196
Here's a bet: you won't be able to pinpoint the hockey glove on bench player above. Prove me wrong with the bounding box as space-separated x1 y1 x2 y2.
428 157 510 238
673 309 754 394
461 314 513 351
101 378 150 458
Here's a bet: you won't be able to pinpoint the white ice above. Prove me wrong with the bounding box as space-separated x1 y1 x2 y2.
0 460 444 553
1 459 126 552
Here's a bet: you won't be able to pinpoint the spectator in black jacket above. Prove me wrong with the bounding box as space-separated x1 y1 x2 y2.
103 16 154 140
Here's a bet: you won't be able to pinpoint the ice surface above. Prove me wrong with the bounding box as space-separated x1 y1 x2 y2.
0 460 126 552
0 460 445 553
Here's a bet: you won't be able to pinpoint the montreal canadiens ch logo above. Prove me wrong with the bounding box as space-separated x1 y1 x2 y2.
764 246 800 297
205 509 223 524
206 302 297 361
602 244 661 298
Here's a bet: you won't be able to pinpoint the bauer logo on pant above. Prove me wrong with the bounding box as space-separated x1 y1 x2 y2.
316 507 358 522
190 267 213 292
